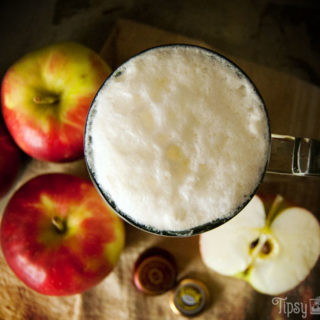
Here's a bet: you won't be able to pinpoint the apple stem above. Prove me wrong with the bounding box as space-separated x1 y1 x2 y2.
52 216 66 234
266 195 284 226
33 95 59 105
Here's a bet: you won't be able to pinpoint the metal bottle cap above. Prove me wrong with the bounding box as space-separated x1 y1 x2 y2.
170 278 210 317
133 247 177 295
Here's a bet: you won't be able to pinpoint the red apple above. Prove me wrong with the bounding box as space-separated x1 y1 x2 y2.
1 42 111 162
0 173 125 295
0 119 22 198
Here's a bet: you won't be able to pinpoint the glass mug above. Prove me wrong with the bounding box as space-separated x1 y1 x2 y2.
84 44 320 237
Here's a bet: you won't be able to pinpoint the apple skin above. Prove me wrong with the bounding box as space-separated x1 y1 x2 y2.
0 120 22 198
1 42 111 162
0 173 125 296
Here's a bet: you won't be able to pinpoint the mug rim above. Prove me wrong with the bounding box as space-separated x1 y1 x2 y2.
84 43 271 237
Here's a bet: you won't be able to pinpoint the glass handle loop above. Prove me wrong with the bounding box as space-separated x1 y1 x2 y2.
268 134 320 176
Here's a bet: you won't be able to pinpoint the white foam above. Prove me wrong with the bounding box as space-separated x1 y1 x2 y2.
86 46 270 232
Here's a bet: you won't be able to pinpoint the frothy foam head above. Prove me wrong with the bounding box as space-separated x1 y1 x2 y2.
85 45 270 234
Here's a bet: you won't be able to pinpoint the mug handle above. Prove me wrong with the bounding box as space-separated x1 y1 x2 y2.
268 134 320 176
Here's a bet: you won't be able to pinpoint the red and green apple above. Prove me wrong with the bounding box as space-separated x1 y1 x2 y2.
0 173 125 296
200 194 320 295
0 119 22 198
1 42 111 162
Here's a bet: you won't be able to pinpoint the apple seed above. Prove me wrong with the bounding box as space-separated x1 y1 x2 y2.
261 240 272 255
250 238 259 249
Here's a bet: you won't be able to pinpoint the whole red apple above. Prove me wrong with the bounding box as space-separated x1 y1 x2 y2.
0 173 125 295
1 42 111 162
0 119 22 198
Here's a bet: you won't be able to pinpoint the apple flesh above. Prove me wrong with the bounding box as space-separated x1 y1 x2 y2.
0 120 22 198
199 194 320 295
1 42 111 162
0 173 125 296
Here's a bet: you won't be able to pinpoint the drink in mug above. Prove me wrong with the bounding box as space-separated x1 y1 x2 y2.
85 45 270 236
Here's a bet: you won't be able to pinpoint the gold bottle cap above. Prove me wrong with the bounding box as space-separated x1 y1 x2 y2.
170 278 210 317
133 247 177 295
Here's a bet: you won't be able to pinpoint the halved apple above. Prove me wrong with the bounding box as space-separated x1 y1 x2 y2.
199 194 320 295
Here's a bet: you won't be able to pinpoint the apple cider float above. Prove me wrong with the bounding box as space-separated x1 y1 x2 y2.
85 45 270 236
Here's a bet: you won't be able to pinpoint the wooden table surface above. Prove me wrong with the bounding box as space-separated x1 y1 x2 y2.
0 20 319 320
